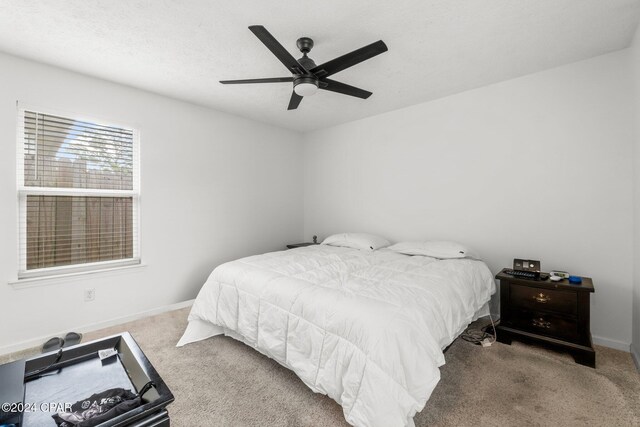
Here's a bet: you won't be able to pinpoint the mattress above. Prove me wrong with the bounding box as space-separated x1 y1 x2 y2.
178 245 495 427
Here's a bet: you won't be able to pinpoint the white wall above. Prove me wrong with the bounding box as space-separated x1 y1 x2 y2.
304 50 635 349
631 28 640 367
2 46 637 354
0 52 304 352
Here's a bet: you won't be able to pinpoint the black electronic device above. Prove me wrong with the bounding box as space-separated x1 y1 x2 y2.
0 359 26 426
513 258 541 272
504 269 541 280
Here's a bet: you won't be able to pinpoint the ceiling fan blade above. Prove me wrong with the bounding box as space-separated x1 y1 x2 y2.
287 92 303 110
249 25 306 75
311 40 388 78
320 79 372 99
220 77 294 84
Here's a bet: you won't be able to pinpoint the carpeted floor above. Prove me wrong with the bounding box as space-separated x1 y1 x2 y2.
3 307 639 426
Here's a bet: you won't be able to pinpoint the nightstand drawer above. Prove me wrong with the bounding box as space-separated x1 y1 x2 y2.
508 311 579 342
509 284 577 316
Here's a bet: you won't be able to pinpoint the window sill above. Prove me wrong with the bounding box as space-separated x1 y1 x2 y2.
8 263 147 290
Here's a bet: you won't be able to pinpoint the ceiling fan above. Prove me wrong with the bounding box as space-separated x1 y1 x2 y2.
220 25 388 110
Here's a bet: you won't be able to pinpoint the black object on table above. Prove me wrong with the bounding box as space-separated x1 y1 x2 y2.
0 359 26 426
495 268 596 368
0 332 174 426
503 268 541 280
286 242 318 249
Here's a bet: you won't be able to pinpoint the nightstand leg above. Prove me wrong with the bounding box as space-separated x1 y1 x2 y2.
570 349 596 368
495 327 512 345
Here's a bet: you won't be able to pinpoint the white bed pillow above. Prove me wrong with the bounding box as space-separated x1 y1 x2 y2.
388 241 477 259
321 233 390 251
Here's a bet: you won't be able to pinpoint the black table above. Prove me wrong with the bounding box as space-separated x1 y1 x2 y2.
0 332 174 426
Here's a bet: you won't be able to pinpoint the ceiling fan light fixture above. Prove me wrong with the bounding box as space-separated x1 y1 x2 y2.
294 77 319 97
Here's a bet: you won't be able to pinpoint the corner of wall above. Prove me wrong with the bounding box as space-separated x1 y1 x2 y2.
632 23 640 372
631 343 640 372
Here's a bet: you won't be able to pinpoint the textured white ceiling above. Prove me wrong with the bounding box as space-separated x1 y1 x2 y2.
0 0 638 132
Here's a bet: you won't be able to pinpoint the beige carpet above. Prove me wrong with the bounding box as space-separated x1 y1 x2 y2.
3 308 639 426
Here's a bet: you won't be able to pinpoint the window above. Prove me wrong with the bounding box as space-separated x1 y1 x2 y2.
17 108 140 279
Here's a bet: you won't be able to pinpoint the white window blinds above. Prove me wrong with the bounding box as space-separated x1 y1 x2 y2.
17 108 140 279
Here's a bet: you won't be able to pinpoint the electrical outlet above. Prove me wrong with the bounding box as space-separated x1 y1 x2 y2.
84 288 95 302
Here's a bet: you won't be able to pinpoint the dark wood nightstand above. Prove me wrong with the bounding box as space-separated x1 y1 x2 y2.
286 243 318 249
494 268 596 368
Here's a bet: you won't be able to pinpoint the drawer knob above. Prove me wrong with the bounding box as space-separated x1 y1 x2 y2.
532 317 552 329
533 292 551 303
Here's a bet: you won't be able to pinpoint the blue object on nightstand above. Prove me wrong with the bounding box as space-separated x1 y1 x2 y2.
569 275 582 284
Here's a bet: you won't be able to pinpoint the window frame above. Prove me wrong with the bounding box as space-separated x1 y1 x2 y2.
16 104 141 280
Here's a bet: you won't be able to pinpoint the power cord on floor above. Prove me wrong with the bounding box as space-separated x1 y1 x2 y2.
461 313 497 347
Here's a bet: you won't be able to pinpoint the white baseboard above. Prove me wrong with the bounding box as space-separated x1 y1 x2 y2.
0 299 194 356
631 344 640 372
592 335 631 352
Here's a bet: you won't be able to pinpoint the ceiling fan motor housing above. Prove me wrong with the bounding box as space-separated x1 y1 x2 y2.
294 38 319 97
297 55 317 70
296 37 317 70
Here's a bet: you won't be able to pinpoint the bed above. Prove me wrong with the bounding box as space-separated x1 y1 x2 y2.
178 243 495 427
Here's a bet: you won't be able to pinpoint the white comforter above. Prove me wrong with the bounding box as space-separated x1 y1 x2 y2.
178 245 495 427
